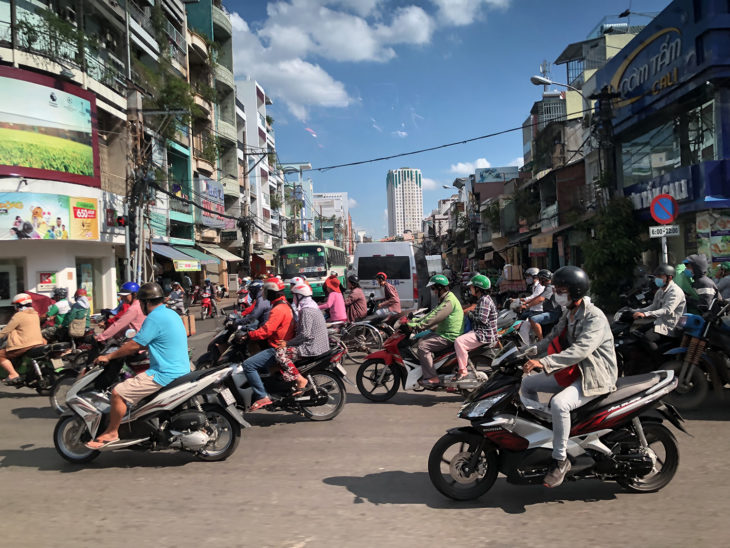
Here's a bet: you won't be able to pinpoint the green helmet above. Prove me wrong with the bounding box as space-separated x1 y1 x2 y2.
468 274 491 290
722 262 730 272
426 274 450 288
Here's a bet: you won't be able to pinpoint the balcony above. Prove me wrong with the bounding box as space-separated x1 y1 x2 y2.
212 3 233 38
193 94 212 118
221 175 239 198
217 119 237 147
188 30 208 62
170 197 192 214
214 63 235 93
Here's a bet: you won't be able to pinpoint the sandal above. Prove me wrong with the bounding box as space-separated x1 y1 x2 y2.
250 397 273 411
453 371 469 381
292 383 309 397
85 437 120 450
418 378 441 387
3 376 23 387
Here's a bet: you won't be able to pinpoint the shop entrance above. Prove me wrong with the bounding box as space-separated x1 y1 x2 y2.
76 258 103 313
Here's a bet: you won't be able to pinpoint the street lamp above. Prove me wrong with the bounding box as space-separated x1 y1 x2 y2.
530 75 587 100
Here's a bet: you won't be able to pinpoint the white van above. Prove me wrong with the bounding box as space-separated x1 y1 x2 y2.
353 242 429 309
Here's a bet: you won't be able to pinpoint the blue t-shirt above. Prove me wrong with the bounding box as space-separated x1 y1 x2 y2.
134 305 189 386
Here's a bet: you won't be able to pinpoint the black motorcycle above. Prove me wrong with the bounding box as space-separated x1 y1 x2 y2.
611 308 681 376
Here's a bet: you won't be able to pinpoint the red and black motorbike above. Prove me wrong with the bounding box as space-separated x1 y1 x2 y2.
428 345 686 500
200 289 215 320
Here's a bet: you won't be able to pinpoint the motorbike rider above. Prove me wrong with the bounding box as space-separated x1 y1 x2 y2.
65 288 91 333
344 274 367 322
524 267 540 293
408 274 464 387
715 262 730 300
45 287 72 327
632 264 686 342
87 283 190 449
520 266 618 488
202 278 219 317
683 254 720 312
242 278 297 410
319 275 347 323
452 275 497 380
240 279 271 329
526 270 561 342
520 267 544 318
375 272 401 317
96 283 145 343
0 293 46 385
166 282 187 316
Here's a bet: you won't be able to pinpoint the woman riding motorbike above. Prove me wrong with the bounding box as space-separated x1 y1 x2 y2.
0 293 46 385
452 274 498 380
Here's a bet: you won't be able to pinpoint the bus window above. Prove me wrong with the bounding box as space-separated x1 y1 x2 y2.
279 246 327 279
358 256 410 280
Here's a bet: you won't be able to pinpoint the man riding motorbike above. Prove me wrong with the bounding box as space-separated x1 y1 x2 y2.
240 280 271 329
520 266 618 488
242 278 297 410
86 283 190 449
96 282 145 343
0 293 46 385
344 274 367 322
375 272 401 317
202 278 219 317
715 262 730 300
452 274 497 380
632 264 686 343
42 287 72 341
683 254 720 313
408 274 464 387
520 267 544 318
526 269 561 341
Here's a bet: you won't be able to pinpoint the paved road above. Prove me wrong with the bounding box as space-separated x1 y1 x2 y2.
1 315 729 547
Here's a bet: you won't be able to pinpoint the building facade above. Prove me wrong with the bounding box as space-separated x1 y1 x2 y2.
313 192 349 249
386 168 423 237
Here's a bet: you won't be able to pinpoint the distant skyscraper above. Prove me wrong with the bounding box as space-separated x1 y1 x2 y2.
386 168 423 237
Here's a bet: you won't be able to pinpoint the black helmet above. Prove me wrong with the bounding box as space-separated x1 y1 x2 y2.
537 269 552 281
137 283 165 301
347 274 359 285
654 264 675 278
52 287 68 300
552 266 589 301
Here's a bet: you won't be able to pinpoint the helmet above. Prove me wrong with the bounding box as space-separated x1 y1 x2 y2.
52 287 68 301
537 269 552 281
525 267 539 277
427 274 450 288
720 262 730 272
467 274 491 291
74 288 87 298
12 293 32 308
263 277 286 292
205 278 211 283
288 276 304 286
137 283 165 301
376 272 387 281
291 284 313 297
654 264 675 278
347 274 359 285
552 266 590 301
684 254 709 275
118 281 140 295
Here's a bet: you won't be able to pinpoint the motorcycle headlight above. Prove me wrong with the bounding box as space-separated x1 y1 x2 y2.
459 393 507 419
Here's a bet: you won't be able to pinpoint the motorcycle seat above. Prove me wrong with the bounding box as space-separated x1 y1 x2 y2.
294 348 338 367
570 372 661 419
133 365 229 408
26 342 71 358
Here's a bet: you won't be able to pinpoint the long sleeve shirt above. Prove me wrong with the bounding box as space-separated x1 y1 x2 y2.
243 295 271 325
249 297 296 346
0 309 44 351
98 300 146 341
344 287 367 322
319 291 347 322
380 282 401 313
287 307 330 357
637 281 686 335
471 295 498 345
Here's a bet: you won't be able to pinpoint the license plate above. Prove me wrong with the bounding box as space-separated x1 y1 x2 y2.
51 358 65 370
220 388 236 406
336 363 347 377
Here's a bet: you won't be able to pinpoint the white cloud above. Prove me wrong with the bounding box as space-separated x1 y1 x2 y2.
422 177 439 190
432 0 511 26
348 197 358 208
449 157 491 175
509 156 525 167
392 130 408 138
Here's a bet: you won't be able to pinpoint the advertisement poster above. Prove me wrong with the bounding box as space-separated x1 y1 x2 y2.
0 192 99 241
173 259 201 272
0 66 99 187
196 176 225 229
38 272 57 291
696 211 730 262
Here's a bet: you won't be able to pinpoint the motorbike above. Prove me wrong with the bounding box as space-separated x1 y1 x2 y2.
355 315 493 401
0 340 77 395
428 345 686 500
200 290 215 320
54 349 248 464
661 300 730 410
235 290 250 312
611 308 681 376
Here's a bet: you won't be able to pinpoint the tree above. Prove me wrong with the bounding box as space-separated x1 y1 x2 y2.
582 198 646 311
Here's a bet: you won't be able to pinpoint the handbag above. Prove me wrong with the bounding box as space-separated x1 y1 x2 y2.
68 317 87 337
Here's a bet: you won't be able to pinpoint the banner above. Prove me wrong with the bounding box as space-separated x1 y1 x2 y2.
196 176 225 228
0 192 99 240
174 259 201 272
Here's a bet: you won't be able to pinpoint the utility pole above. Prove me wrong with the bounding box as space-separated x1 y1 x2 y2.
590 85 621 199
319 205 323 241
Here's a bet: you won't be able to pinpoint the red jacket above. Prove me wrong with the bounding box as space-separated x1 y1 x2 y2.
249 296 296 347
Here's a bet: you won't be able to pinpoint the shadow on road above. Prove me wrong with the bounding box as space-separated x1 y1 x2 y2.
346 391 463 408
245 412 310 427
0 390 44 400
323 470 620 514
679 393 730 422
0 444 196 472
11 406 57 420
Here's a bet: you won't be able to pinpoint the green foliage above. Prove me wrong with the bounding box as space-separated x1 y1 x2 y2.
582 198 645 311
16 8 98 65
270 193 282 210
200 135 220 164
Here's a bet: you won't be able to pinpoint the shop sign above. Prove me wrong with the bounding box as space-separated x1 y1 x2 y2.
697 212 730 262
625 167 693 210
649 225 680 238
38 271 57 291
475 166 519 184
173 259 200 272
0 192 99 240
196 176 225 229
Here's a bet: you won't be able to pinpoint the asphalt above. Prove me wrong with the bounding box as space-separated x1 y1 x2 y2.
1 310 729 548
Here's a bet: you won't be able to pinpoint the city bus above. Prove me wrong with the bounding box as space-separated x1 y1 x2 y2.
277 242 347 300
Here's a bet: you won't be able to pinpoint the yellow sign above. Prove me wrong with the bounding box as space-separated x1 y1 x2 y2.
174 259 201 272
531 233 553 249
69 197 99 240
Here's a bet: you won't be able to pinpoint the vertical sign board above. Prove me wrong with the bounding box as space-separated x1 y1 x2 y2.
650 194 679 264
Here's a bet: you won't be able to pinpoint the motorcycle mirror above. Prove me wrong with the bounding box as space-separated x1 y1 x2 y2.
124 328 137 339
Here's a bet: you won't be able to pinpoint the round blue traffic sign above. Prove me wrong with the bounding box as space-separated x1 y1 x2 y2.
650 194 678 225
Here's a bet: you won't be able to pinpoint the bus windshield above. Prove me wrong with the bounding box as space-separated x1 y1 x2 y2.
279 246 327 279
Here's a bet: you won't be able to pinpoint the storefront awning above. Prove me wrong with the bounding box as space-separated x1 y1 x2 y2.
172 246 220 265
151 244 196 261
198 243 243 262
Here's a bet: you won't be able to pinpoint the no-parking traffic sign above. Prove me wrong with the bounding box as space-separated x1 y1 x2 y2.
650 194 678 225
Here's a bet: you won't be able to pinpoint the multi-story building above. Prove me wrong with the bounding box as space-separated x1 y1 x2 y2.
386 168 423 237
313 192 349 248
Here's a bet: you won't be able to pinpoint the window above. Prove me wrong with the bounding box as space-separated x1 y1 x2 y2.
358 256 411 280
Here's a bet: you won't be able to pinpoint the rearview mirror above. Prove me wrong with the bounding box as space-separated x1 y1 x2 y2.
124 329 137 339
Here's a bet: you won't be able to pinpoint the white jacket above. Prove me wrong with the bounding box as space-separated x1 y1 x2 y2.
638 281 686 336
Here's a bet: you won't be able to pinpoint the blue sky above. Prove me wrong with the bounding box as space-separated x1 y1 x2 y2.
228 0 672 238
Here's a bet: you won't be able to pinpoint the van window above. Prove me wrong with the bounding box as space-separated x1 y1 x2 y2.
358 256 411 280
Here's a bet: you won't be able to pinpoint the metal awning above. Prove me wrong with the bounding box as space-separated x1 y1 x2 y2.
151 244 196 261
198 243 243 262
172 246 220 265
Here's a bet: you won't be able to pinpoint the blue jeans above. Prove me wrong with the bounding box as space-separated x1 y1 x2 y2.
243 347 277 400
529 309 561 325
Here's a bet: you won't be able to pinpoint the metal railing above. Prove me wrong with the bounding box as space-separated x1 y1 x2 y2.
170 196 192 214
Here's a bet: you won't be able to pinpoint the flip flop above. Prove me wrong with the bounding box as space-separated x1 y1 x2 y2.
3 377 23 387
250 397 273 411
292 383 309 397
418 378 441 387
85 438 120 450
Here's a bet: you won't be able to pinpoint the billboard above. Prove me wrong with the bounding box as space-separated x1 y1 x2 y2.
0 192 99 241
474 166 520 183
196 176 225 228
0 66 100 187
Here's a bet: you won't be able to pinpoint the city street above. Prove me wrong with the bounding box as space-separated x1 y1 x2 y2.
1 313 729 548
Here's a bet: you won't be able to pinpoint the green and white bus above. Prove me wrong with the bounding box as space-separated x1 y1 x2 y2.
277 242 347 300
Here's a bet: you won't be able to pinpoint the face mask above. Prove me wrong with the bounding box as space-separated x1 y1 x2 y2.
555 293 570 307
525 277 533 285
654 277 665 288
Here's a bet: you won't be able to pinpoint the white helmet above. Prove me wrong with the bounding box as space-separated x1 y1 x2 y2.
525 267 539 277
12 293 32 308
288 276 304 286
291 284 313 297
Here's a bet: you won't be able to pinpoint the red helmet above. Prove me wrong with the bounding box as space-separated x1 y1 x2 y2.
376 272 387 281
263 277 286 292
74 288 87 298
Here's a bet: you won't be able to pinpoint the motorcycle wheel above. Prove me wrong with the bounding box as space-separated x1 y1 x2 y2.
34 367 57 396
428 431 498 500
54 416 99 463
664 359 709 410
617 422 679 492
342 324 383 364
196 404 241 462
301 371 347 421
356 360 400 402
49 372 77 414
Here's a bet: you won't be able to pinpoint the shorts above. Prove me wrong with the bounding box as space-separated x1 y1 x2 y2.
0 345 42 361
113 372 162 405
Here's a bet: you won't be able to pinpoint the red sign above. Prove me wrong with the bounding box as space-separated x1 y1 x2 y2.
73 206 97 219
650 194 678 225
